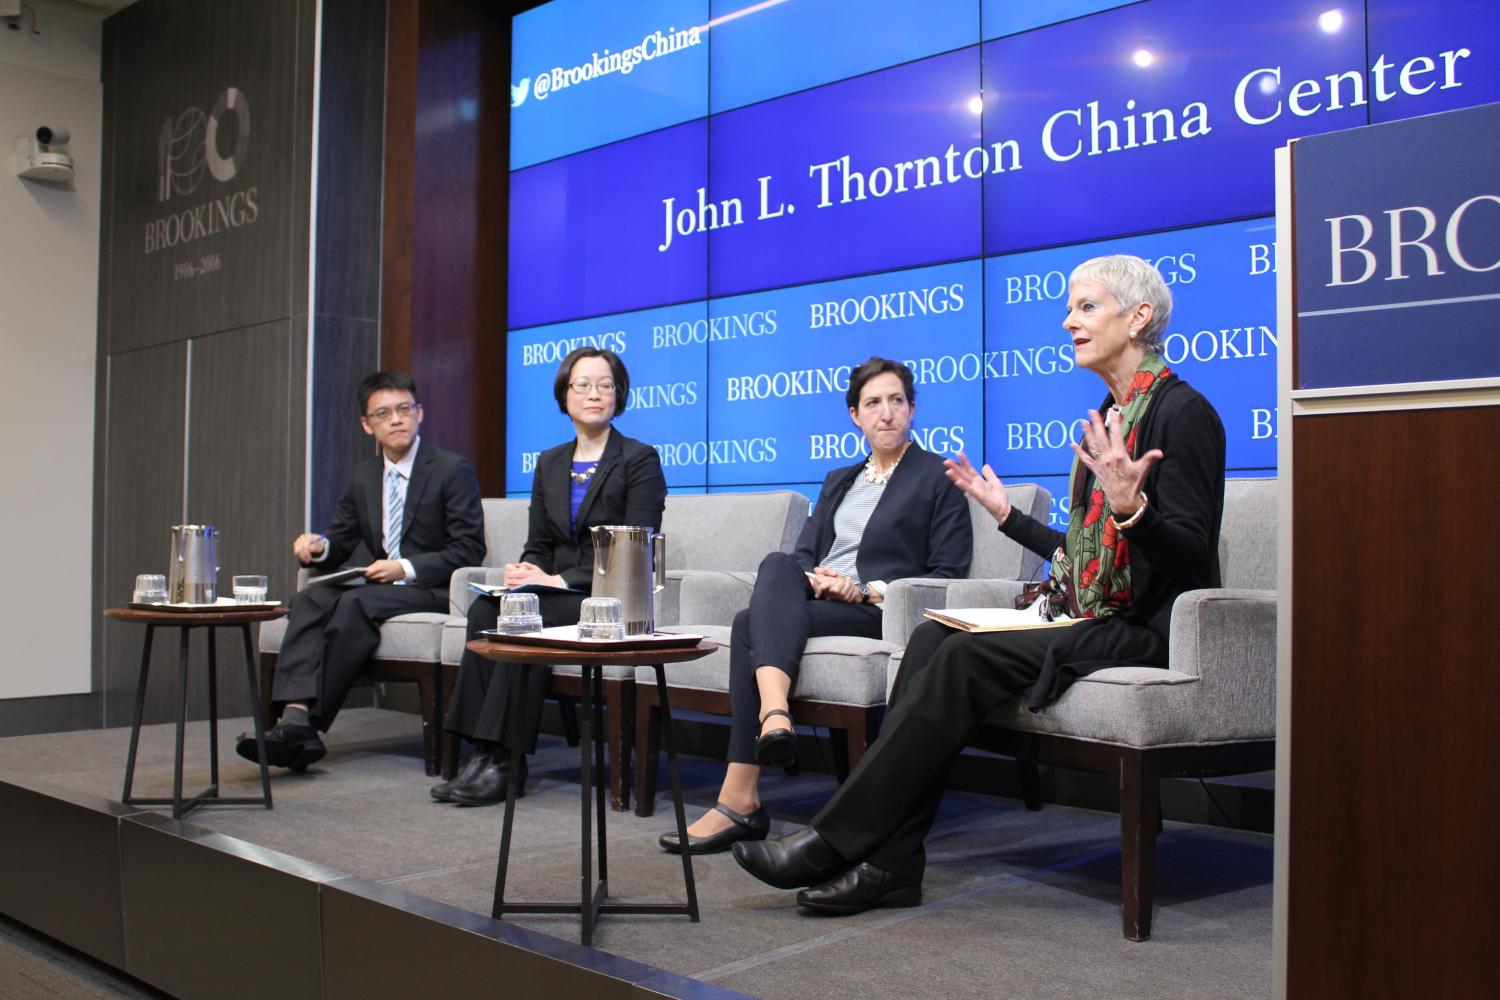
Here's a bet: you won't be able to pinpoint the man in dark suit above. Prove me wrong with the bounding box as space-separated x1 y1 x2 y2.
237 371 485 770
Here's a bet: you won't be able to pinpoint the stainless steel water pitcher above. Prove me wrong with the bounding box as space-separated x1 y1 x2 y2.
590 525 666 636
169 524 220 604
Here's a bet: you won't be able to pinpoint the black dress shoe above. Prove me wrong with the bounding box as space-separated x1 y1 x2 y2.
451 755 527 806
430 751 492 802
796 863 922 915
731 826 846 889
754 708 797 768
659 803 769 855
236 721 325 771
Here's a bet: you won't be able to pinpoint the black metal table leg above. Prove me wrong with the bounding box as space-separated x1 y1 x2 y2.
238 624 273 809
171 626 191 819
593 664 609 889
207 625 220 793
492 661 529 919
656 662 700 921
121 624 156 803
579 659 596 945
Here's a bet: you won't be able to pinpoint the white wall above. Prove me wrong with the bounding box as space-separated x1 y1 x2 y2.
0 0 105 698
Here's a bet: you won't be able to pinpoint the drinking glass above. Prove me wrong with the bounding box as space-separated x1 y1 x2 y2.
133 574 168 604
232 575 269 604
497 592 543 635
577 596 625 640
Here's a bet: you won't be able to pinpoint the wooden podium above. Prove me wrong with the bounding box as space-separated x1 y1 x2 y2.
1275 102 1500 997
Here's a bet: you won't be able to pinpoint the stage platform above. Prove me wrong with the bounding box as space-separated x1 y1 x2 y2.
0 709 1271 998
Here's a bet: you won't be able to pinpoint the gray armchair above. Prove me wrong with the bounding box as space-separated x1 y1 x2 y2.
888 477 1277 940
633 484 1053 818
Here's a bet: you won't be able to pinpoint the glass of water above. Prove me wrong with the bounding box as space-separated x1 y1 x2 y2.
497 592 544 635
577 597 625 640
133 574 168 604
232 575 269 604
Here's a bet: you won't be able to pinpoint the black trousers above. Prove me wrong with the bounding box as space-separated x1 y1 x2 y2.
811 616 1166 881
443 590 587 753
273 582 446 731
726 551 883 764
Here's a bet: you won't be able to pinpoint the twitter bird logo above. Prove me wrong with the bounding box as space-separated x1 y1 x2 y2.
511 78 531 108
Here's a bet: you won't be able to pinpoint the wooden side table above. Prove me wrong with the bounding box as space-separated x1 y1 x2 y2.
466 637 718 946
104 606 286 819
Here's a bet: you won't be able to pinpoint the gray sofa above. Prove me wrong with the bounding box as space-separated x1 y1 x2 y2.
438 490 809 810
259 492 809 805
632 484 1053 817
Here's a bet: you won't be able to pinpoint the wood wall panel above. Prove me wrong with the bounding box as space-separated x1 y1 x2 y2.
1287 406 1500 998
382 0 507 496
311 316 381 529
99 344 187 728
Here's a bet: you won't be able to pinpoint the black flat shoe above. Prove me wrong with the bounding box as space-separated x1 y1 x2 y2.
659 803 769 855
236 721 325 771
430 751 492 802
732 826 845 889
754 708 797 768
796 863 922 915
451 756 528 806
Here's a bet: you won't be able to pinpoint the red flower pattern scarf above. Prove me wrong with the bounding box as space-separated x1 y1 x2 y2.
1045 353 1173 619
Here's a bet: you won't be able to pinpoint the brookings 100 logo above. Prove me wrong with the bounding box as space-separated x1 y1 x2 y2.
512 23 701 107
145 86 259 255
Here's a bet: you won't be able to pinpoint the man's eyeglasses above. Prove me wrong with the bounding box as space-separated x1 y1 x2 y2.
567 380 616 395
366 402 419 423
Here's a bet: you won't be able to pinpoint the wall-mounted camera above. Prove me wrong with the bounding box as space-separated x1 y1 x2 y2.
14 125 74 183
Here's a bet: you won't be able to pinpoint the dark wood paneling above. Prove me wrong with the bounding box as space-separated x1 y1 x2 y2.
186 321 302 719
314 0 386 322
382 0 507 495
1288 406 1500 998
310 315 380 529
380 0 419 375
100 344 187 728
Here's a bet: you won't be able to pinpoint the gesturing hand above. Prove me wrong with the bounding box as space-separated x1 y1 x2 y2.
1071 408 1163 517
944 451 1011 527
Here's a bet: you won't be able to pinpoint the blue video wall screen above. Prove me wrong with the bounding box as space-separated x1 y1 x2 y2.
506 0 1500 503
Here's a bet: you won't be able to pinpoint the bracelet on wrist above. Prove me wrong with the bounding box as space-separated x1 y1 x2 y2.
1111 492 1148 529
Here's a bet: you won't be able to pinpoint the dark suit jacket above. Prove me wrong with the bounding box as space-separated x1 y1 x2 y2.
794 443 972 585
523 429 667 591
315 439 486 593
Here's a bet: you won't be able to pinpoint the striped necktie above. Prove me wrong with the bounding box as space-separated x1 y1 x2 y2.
384 467 404 560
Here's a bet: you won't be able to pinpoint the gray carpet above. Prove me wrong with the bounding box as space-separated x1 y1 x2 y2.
0 708 1272 999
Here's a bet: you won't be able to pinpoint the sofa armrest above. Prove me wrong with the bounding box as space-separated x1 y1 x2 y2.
447 566 508 616
881 578 958 647
942 578 1031 612
673 570 758 627
1168 588 1277 738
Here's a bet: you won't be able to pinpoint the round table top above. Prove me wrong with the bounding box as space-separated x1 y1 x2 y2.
466 637 719 666
104 605 289 625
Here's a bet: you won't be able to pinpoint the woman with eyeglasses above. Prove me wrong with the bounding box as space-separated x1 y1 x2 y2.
433 346 666 806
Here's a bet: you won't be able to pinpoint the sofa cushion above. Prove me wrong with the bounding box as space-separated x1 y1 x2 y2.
640 626 896 707
259 611 447 662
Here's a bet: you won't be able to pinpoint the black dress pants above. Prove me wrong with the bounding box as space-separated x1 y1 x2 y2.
726 551 883 764
273 582 446 731
811 616 1166 882
444 590 587 753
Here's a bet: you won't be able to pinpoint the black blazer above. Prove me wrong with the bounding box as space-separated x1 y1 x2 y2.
523 429 667 591
315 439 487 593
1000 376 1226 639
794 443 972 585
